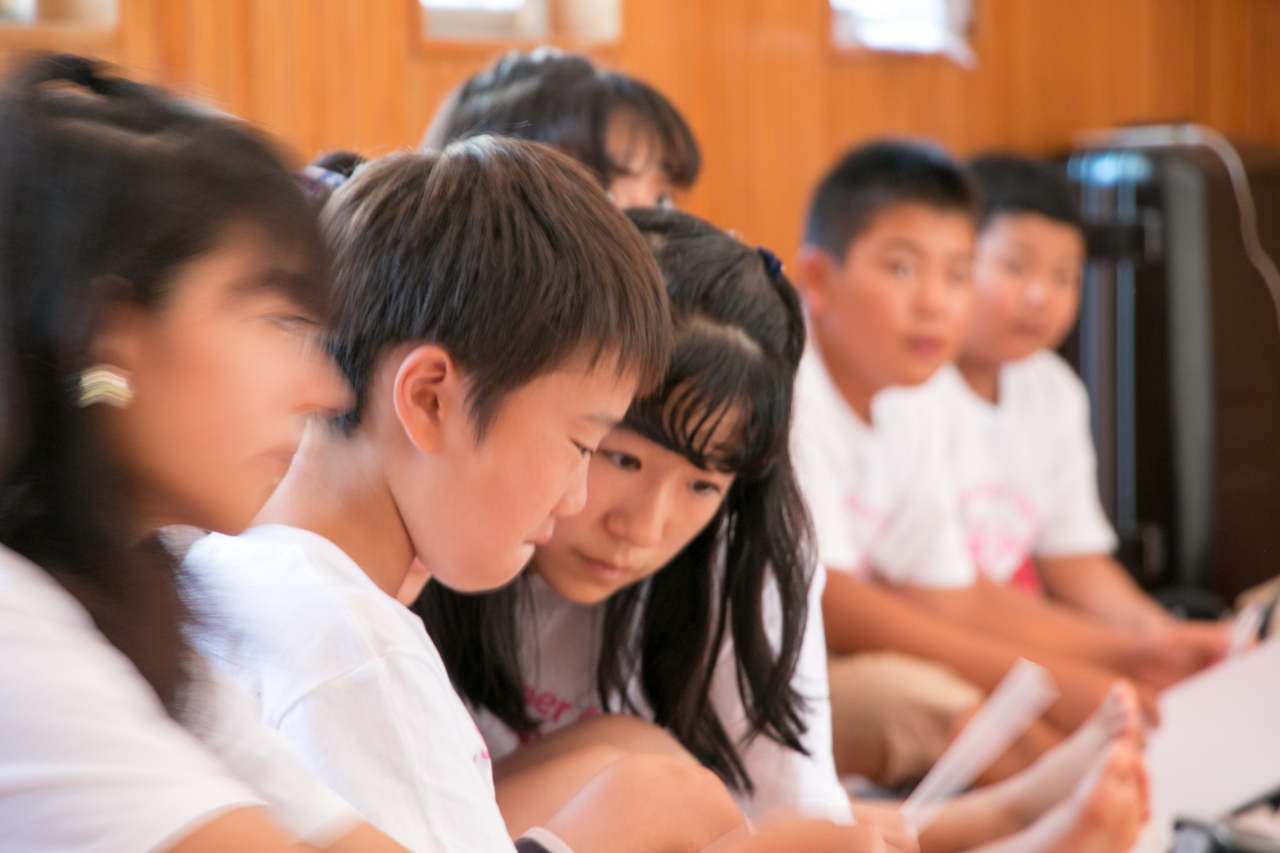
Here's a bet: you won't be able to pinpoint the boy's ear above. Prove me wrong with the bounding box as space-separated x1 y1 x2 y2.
792 244 839 315
392 344 466 454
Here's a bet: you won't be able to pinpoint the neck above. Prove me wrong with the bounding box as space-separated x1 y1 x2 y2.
957 355 1001 404
255 421 415 598
812 322 880 424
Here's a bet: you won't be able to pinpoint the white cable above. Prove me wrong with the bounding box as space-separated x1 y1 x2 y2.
1075 123 1280 335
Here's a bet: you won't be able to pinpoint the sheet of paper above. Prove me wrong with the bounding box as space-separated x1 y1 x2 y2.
1147 635 1280 825
900 658 1059 833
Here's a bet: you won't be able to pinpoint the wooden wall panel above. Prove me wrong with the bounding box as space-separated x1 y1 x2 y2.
1 0 1278 255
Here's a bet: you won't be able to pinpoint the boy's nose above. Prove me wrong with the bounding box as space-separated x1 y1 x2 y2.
914 274 949 314
552 457 591 518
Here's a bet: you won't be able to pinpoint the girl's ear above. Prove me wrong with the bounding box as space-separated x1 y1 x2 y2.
85 290 149 378
792 245 837 315
392 344 466 454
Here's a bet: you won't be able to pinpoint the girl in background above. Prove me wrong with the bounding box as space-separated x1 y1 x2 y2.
424 48 698 210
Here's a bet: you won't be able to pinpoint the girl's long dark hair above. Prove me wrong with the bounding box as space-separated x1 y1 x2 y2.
0 54 327 715
418 208 813 793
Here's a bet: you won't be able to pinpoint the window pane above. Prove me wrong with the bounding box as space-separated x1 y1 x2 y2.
830 0 974 66
420 0 619 43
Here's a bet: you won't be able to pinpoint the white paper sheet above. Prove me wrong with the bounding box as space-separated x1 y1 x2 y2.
1147 635 1280 825
900 658 1059 833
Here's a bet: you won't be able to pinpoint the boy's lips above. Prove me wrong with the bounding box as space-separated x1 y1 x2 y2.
906 336 944 359
1013 321 1048 338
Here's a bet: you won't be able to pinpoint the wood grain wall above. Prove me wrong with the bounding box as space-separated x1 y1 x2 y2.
3 0 1278 255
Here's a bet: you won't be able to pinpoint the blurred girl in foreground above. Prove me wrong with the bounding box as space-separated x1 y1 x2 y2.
0 54 407 853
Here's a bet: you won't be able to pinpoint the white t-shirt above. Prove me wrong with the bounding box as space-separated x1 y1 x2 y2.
185 524 516 853
472 564 853 824
790 343 976 588
0 543 358 853
928 353 1118 586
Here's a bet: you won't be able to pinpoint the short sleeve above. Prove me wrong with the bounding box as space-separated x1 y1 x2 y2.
710 567 853 823
0 560 266 853
1033 359 1118 558
792 426 864 575
274 651 517 853
183 663 361 846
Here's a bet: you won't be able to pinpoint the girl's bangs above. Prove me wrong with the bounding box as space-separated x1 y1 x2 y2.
624 324 785 479
611 81 700 188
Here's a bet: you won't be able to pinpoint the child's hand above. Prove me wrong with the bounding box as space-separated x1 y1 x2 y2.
1129 620 1230 691
849 802 920 853
1050 661 1159 730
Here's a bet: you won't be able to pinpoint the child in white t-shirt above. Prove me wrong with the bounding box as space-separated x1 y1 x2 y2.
0 55 407 853
187 142 867 853
418 208 1150 853
937 153 1229 645
791 140 1214 788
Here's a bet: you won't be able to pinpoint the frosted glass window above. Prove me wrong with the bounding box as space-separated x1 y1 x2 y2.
0 0 117 26
421 0 620 43
830 0 974 66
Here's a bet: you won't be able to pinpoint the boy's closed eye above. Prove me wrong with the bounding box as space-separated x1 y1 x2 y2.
604 450 641 471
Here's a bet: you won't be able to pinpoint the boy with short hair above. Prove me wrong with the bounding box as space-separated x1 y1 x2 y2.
182 137 797 853
933 153 1229 651
789 140 1206 788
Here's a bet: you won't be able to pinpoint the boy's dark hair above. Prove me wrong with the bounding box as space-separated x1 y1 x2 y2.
804 139 977 261
422 48 699 191
0 54 327 715
970 153 1082 231
420 209 814 794
322 135 672 437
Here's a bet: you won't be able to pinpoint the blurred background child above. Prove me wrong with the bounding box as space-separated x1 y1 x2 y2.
790 140 1203 788
423 48 698 210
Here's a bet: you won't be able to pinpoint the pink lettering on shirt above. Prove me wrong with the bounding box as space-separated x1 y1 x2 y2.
521 684 601 735
960 483 1039 585
1009 556 1045 596
531 690 558 717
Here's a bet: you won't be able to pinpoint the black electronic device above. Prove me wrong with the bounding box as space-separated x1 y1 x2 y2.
1065 126 1280 604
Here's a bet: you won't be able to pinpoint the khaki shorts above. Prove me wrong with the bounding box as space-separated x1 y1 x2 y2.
828 651 984 789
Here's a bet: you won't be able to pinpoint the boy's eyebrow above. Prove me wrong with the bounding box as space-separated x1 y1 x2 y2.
586 412 624 429
878 237 926 256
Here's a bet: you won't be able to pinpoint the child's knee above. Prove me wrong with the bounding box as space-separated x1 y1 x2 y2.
612 753 743 829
